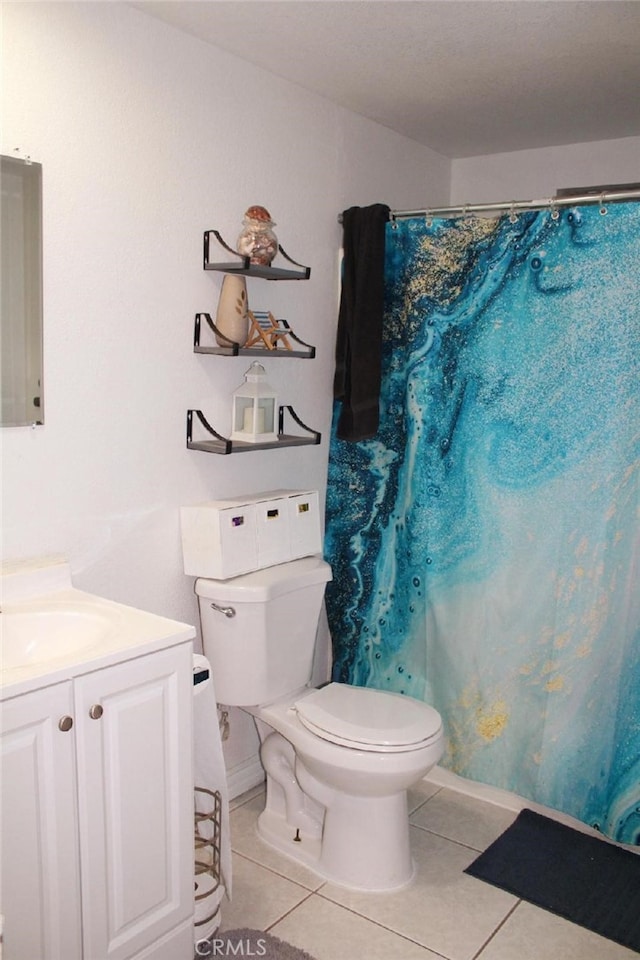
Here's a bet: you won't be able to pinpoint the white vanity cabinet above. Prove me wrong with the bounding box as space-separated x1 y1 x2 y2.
0 641 194 960
1 679 83 959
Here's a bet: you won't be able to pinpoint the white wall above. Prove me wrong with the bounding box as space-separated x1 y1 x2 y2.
1 2 449 775
451 136 640 203
1 1 450 601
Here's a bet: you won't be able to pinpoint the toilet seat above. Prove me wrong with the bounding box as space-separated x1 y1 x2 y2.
294 682 442 753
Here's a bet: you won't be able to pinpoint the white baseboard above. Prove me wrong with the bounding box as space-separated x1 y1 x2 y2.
226 753 264 801
425 765 607 839
425 765 526 812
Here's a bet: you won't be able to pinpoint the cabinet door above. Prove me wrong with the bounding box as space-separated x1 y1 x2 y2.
0 683 82 960
74 644 193 960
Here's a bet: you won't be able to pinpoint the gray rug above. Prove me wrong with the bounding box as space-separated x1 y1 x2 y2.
196 928 317 959
465 808 640 953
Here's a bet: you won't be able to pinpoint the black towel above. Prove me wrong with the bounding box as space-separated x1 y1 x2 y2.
333 203 390 441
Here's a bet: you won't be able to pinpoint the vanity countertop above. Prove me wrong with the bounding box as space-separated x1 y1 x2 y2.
1 557 195 699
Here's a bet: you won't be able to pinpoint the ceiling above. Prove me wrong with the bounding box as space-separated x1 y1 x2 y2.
133 1 640 159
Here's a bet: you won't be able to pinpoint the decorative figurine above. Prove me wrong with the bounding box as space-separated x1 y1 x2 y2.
245 310 293 351
236 205 278 266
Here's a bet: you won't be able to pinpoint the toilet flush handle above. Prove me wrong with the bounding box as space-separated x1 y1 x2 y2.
210 602 236 619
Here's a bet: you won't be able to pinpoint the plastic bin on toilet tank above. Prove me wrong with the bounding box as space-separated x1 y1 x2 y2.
195 556 332 706
181 490 321 579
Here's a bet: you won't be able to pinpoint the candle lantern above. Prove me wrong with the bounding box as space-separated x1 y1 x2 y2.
230 361 278 443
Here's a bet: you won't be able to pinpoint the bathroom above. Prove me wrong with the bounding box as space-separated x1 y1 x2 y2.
2 3 639 959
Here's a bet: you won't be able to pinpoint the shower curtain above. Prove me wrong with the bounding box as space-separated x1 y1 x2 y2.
325 202 640 844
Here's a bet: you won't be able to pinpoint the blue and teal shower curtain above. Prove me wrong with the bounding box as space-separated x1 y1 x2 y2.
325 202 640 844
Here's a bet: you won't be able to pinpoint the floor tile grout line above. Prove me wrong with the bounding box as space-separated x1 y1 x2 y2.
470 899 522 960
230 848 323 893
408 820 491 855
312 887 459 958
263 889 317 935
228 799 257 815
407 785 445 817
228 786 266 814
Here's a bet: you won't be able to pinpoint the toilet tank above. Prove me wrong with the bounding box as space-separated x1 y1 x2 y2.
195 556 332 706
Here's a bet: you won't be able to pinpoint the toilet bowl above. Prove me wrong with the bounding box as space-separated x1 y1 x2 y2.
254 683 443 890
195 555 445 892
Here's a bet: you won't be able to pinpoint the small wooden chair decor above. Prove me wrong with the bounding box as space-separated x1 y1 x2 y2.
245 310 293 351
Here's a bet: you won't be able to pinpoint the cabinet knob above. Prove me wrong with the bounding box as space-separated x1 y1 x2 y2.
89 704 104 720
58 715 74 732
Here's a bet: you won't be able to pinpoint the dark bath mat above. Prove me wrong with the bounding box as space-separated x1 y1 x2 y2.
196 927 318 959
465 808 640 953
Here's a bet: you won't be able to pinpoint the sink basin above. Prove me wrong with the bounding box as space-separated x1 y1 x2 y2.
1 605 113 671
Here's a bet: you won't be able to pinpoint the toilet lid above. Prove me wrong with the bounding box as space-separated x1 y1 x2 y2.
294 683 442 752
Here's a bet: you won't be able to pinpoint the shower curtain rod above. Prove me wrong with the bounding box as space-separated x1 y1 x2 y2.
389 189 640 221
338 189 640 222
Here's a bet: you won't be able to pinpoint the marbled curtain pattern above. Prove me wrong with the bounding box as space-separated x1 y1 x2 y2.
325 203 640 843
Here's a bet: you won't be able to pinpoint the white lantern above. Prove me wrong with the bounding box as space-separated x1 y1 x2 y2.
230 361 278 443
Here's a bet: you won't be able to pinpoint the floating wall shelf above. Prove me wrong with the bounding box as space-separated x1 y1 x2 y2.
186 406 321 455
203 230 311 280
193 313 316 359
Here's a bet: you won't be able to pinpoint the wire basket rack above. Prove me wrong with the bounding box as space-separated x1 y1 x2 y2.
194 786 222 932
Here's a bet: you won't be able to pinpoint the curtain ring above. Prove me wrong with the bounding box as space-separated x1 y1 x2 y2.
509 202 518 224
599 193 608 215
390 212 398 230
549 200 560 221
425 209 433 227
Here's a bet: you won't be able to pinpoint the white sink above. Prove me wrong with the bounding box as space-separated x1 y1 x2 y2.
1 604 113 671
1 557 195 696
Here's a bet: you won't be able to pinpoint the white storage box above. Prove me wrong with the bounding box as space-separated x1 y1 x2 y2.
181 489 321 579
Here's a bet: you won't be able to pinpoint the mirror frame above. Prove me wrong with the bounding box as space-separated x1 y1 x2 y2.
1 154 44 426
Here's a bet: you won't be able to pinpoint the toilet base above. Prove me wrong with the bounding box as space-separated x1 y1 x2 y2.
257 807 322 873
257 788 416 892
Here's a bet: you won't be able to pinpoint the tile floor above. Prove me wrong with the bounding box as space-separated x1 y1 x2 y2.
220 779 638 960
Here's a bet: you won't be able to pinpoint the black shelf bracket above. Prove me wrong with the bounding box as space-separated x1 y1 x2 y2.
193 313 316 358
187 409 232 454
186 406 321 455
203 230 311 280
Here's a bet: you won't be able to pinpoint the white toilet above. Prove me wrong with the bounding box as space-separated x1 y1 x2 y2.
196 555 444 891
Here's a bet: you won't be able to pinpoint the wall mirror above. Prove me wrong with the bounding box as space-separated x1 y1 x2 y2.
1 154 44 426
